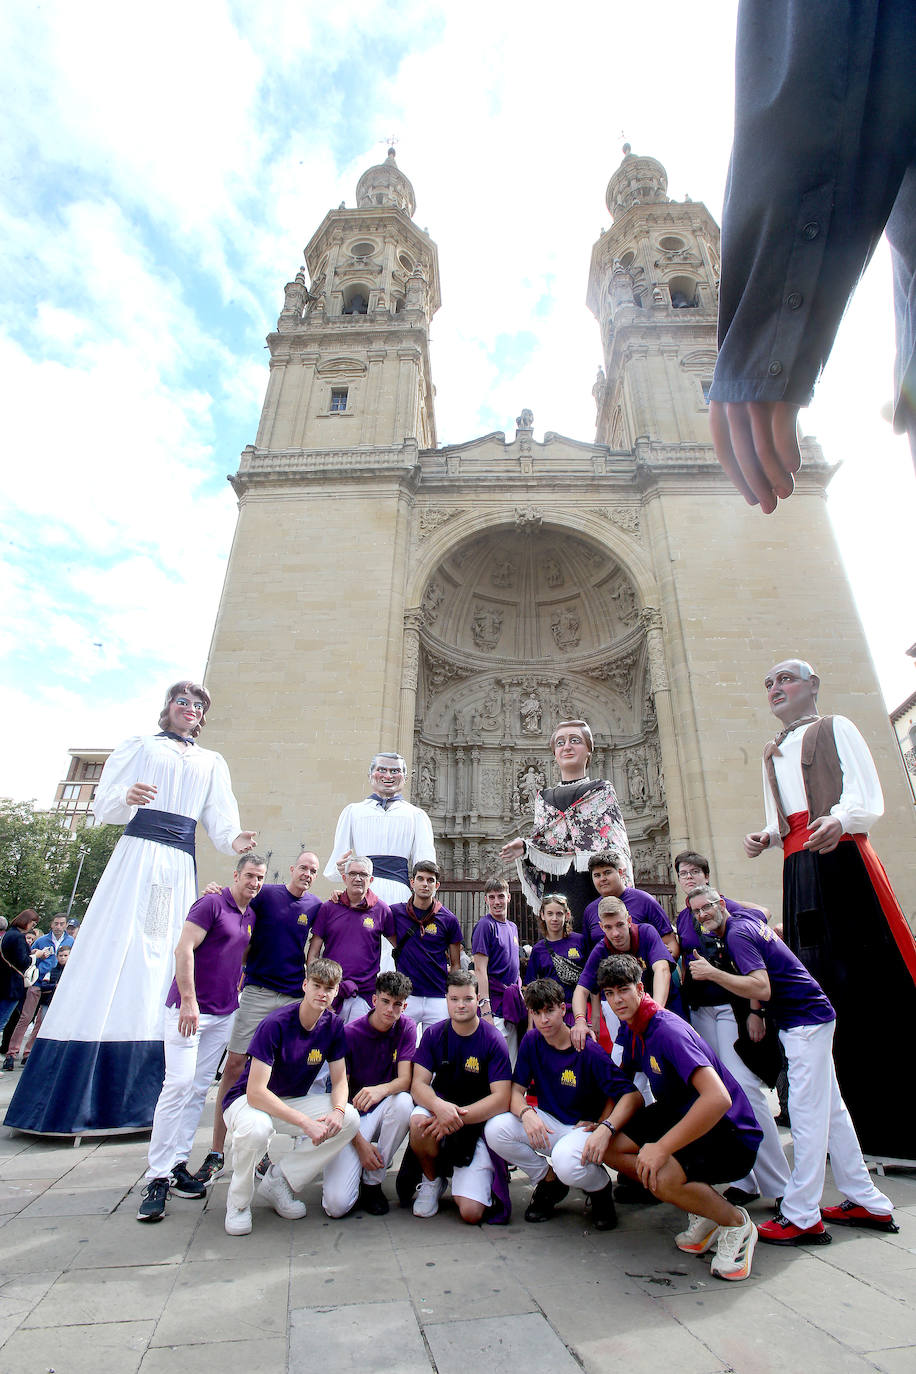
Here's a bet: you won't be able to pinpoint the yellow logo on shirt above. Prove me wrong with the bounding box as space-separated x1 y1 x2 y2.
298 913 310 925
424 922 438 934
307 1049 324 1065
560 1068 577 1087
362 916 375 930
464 1056 481 1074
649 1055 661 1075
567 947 580 960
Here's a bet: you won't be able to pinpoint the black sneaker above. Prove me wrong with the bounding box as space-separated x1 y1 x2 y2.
359 1181 389 1216
524 1177 570 1223
192 1151 225 1186
590 1181 618 1231
169 1162 207 1199
255 1152 271 1179
396 1147 422 1207
2 1055 14 1072
137 1177 170 1222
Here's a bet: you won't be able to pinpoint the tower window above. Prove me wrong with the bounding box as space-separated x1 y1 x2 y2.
669 274 699 308
330 388 348 413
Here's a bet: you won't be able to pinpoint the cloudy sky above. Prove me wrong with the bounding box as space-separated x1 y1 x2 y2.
3 0 914 805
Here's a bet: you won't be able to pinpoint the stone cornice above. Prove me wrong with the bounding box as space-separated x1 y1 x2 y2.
229 440 420 494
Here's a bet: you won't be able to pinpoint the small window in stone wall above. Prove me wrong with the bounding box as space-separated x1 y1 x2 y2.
669 275 698 308
330 388 348 413
700 379 712 404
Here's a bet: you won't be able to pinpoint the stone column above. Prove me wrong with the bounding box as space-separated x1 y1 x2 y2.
469 746 480 826
399 611 422 778
639 606 687 852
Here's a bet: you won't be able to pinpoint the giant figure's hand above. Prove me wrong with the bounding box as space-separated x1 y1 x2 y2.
743 831 771 859
709 400 802 514
126 783 157 806
804 814 844 854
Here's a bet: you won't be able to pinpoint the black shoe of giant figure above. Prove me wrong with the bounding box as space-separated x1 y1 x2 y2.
396 1147 422 1207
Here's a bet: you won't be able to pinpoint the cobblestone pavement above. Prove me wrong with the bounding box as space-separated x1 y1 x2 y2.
0 1074 914 1373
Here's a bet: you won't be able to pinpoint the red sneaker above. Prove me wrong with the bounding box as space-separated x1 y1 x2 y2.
820 1201 898 1233
757 1213 832 1245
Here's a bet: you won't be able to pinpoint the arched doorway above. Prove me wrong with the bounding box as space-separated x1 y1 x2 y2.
410 524 670 888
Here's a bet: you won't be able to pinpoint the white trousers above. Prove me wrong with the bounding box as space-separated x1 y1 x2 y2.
411 1105 494 1205
779 1021 893 1229
406 995 448 1041
321 1091 414 1216
691 1002 790 1198
484 1110 609 1193
224 1091 359 1211
492 1015 518 1068
146 1007 234 1180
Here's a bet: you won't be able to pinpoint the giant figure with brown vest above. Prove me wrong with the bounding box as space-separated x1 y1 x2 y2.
744 660 916 1163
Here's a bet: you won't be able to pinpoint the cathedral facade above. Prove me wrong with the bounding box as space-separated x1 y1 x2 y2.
201 147 916 914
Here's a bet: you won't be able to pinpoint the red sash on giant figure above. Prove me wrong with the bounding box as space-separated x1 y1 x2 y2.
783 812 916 984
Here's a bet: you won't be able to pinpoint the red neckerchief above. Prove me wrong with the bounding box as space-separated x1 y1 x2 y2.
627 993 660 1058
406 898 442 926
338 890 378 912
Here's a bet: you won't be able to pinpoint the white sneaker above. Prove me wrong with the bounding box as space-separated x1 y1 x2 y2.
225 1205 252 1236
413 1176 445 1218
258 1164 307 1220
710 1207 757 1281
675 1212 721 1254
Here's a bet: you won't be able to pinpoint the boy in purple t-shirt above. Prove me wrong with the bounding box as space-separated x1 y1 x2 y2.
322 970 417 1218
471 877 522 1063
389 861 462 1037
221 957 359 1236
407 969 512 1222
583 850 678 957
485 978 640 1229
307 856 396 1023
687 886 895 1244
138 855 266 1223
595 953 761 1283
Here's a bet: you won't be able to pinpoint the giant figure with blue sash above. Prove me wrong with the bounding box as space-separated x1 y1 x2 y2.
6 681 256 1136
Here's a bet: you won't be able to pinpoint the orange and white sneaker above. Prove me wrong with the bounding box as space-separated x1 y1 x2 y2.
710 1208 757 1281
675 1212 720 1254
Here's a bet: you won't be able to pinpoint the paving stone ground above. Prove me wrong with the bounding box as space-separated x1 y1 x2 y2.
0 1073 913 1373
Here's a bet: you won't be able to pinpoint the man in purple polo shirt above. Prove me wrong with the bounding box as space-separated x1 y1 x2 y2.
596 953 762 1282
485 977 640 1228
137 854 267 1223
322 970 417 1217
407 969 511 1222
687 886 896 1244
195 850 322 1185
583 850 678 957
390 860 462 1037
307 855 396 1023
221 957 360 1236
472 876 522 1063
572 897 684 1057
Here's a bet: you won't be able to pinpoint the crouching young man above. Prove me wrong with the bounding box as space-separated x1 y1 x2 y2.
221 958 359 1236
595 954 763 1282
407 969 511 1222
321 971 417 1218
485 978 641 1228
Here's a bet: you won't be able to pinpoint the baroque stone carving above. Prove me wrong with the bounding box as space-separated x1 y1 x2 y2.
520 689 542 734
516 408 534 430
422 648 476 706
610 579 639 625
478 766 502 809
514 505 543 535
417 507 466 540
471 604 503 651
491 554 516 587
543 557 563 587
480 684 502 730
590 648 640 707
518 761 546 813
421 578 444 626
551 607 581 652
626 755 648 806
595 506 641 535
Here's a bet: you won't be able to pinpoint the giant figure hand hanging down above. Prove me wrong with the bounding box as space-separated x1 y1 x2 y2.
5 680 257 1137
744 658 916 1162
500 719 631 928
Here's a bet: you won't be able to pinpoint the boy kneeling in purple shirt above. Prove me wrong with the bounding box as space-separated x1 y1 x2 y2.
322 971 417 1217
408 969 511 1222
485 978 640 1228
595 954 763 1282
221 958 359 1236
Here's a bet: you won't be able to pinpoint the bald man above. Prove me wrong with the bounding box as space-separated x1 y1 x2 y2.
744 659 916 1163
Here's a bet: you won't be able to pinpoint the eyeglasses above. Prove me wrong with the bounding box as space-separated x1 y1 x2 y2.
692 901 721 916
174 697 205 714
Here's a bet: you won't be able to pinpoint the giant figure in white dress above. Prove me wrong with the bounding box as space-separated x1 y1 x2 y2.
5 682 256 1136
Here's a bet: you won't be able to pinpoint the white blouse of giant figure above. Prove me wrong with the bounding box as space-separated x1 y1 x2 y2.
5 681 256 1136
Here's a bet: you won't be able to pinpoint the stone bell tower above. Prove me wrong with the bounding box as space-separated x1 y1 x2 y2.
587 144 721 450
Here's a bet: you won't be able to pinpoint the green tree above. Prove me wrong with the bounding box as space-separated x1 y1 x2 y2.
0 800 73 921
61 821 121 918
